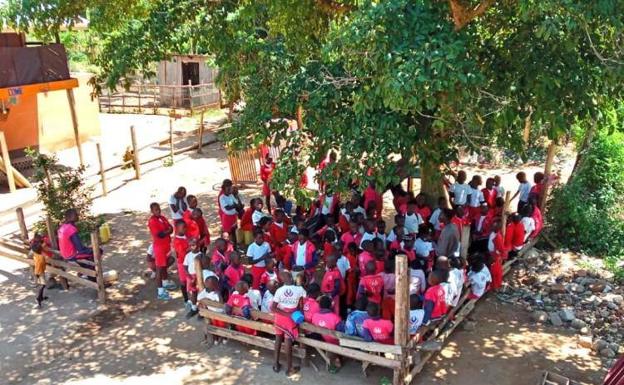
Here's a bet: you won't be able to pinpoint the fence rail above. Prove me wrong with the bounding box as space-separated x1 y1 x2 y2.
99 83 221 115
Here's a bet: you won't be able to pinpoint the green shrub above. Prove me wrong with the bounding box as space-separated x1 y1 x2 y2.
548 131 624 280
27 149 101 243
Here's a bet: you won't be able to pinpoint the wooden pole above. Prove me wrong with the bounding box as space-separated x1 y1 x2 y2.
130 125 141 179
169 118 175 164
460 225 471 258
66 89 84 167
137 85 142 114
16 207 28 242
394 253 409 385
501 190 511 238
0 131 16 192
197 110 205 154
540 141 558 210
91 231 106 304
95 142 107 196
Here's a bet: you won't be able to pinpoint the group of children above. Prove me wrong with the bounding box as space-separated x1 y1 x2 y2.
146 162 546 376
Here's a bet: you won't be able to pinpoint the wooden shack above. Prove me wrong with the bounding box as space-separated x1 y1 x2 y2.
157 54 220 109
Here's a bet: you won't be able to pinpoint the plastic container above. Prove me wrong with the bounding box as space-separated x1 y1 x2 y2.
99 223 111 244
291 310 304 325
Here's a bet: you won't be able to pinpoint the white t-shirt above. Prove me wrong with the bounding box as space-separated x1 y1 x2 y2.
197 290 223 313
468 267 492 298
414 238 433 258
246 242 271 267
353 205 366 216
183 251 202 275
252 210 269 226
295 242 307 267
517 182 532 202
448 268 465 307
441 282 455 307
219 194 238 216
273 285 307 311
487 232 497 253
336 256 351 278
409 268 427 295
468 187 484 207
261 291 274 313
495 185 505 198
429 208 442 231
168 195 189 220
405 213 423 234
360 231 380 247
521 217 535 242
321 195 334 215
409 309 425 335
450 183 471 205
386 229 398 243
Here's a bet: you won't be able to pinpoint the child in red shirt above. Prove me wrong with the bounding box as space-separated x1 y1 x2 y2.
173 220 190 304
357 261 384 305
423 270 448 324
505 213 526 254
303 283 321 322
225 281 256 335
321 254 344 314
344 242 360 310
239 199 256 247
148 202 174 300
269 209 288 247
414 193 432 223
210 238 230 277
260 155 275 211
311 296 345 346
488 219 508 289
223 252 245 294
362 302 394 344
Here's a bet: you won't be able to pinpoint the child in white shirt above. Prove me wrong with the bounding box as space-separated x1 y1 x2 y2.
409 294 425 335
409 259 427 295
468 257 492 299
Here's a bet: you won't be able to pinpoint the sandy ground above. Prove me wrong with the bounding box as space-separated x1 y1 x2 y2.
0 112 605 385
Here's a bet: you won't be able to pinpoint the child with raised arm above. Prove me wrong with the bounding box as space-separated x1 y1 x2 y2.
271 271 307 376
247 229 272 289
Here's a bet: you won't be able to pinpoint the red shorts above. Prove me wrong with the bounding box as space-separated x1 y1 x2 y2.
153 245 170 267
274 311 298 339
177 262 188 283
221 214 238 232
468 206 481 221
186 274 198 293
250 266 265 290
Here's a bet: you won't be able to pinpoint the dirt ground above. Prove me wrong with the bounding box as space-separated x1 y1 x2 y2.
0 112 607 385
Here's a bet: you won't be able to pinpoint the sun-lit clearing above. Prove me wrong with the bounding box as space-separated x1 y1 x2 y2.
63 365 195 385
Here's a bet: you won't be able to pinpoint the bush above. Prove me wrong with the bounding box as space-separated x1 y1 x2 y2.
27 149 101 243
548 131 624 280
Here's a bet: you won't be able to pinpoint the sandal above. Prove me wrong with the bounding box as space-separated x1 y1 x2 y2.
273 364 282 373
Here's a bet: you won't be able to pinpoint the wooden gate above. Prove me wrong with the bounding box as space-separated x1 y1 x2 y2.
226 145 283 185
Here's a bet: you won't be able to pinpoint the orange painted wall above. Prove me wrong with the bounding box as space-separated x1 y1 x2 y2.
0 73 100 155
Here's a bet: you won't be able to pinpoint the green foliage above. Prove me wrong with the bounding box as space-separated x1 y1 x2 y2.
26 149 100 242
548 131 624 279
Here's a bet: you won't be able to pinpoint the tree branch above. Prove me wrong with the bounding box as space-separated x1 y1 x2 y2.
448 0 496 31
316 0 352 14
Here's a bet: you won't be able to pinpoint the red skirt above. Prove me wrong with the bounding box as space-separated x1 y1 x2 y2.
221 213 238 232
274 310 298 339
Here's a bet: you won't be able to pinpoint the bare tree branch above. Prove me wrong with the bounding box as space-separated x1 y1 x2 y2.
448 0 496 31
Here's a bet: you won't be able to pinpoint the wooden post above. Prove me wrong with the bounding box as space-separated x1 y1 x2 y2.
137 85 142 113
122 91 126 114
108 90 112 113
0 131 16 192
90 231 106 304
169 118 175 164
540 141 557 210
96 142 107 196
197 110 205 154
153 85 158 114
460 225 471 258
16 208 28 242
130 125 141 179
66 89 84 167
501 190 511 238
45 216 58 250
407 176 413 194
394 253 409 385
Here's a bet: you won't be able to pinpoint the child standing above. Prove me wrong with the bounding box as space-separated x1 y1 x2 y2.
148 202 175 300
271 271 307 376
303 283 321 322
357 261 384 305
183 239 203 318
423 270 448 325
512 172 532 212
380 259 396 320
173 220 190 305
467 175 485 221
449 170 470 206
223 251 245 294
321 255 344 314
405 200 424 234
31 242 48 308
468 254 492 299
488 219 507 290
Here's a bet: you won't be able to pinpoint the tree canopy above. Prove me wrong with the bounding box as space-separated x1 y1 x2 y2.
3 0 624 201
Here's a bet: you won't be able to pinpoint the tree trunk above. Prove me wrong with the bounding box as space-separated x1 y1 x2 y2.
419 159 450 208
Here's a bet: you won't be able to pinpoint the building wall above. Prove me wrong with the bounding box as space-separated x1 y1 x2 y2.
0 72 100 156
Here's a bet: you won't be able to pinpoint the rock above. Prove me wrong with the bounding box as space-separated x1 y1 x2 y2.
576 269 588 277
549 284 566 294
532 311 548 323
521 276 538 286
559 308 576 322
593 339 609 352
549 313 563 327
580 326 591 335
607 302 619 310
568 283 585 293
463 321 476 331
600 348 616 358
605 294 623 305
608 343 620 354
578 336 593 349
571 318 586 330
589 282 607 293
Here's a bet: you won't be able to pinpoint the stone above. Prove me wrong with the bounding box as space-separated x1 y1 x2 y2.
608 343 620 354
593 339 609 352
559 308 576 322
521 276 538 286
532 311 548 323
580 326 592 335
549 284 566 294
568 283 585 293
549 313 563 327
600 348 616 358
607 302 619 310
605 294 623 304
463 321 476 331
576 269 588 277
589 282 607 293
578 336 593 349
571 318 586 330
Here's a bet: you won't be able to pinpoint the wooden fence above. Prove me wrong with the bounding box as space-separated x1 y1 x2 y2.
99 83 221 116
199 240 537 384
0 208 109 303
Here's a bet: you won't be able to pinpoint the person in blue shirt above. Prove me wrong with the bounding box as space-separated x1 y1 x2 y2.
345 296 369 337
